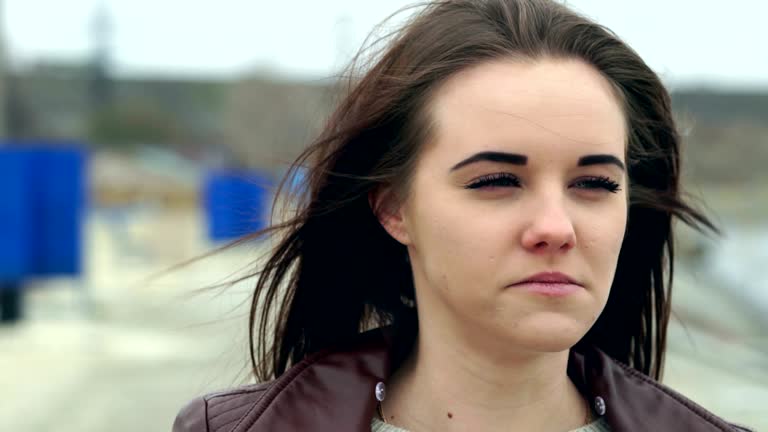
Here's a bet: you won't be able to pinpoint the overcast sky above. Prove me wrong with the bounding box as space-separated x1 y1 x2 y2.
4 0 767 88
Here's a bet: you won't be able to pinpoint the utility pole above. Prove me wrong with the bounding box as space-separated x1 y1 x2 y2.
0 0 8 138
1 0 30 139
89 0 113 112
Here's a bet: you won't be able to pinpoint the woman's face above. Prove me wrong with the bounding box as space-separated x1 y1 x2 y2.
382 57 628 354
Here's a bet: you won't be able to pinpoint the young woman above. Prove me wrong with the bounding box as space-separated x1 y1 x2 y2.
174 1 751 431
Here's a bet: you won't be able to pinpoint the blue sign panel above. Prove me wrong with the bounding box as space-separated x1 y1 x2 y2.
203 170 272 241
0 142 87 279
0 149 32 282
28 146 87 275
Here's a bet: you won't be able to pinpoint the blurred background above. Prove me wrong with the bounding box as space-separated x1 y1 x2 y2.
0 1 765 430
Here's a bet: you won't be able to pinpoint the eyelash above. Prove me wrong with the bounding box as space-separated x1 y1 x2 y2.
466 173 521 189
465 173 621 193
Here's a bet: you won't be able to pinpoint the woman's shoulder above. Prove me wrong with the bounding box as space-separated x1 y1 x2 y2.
576 347 754 432
172 328 392 432
172 382 273 432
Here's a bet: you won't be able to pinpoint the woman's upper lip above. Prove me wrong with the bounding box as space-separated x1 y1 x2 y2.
512 271 582 286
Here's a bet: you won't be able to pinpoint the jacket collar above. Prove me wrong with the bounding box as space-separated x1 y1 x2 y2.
236 327 740 432
568 346 738 431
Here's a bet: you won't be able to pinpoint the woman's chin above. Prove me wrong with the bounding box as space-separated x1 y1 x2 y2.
497 314 593 353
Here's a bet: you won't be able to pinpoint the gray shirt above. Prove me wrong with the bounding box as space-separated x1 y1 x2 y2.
371 416 612 432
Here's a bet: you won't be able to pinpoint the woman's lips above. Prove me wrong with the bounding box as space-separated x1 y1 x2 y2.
509 281 582 297
507 272 584 297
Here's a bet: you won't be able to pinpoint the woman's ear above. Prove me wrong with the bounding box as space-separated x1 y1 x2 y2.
369 186 411 245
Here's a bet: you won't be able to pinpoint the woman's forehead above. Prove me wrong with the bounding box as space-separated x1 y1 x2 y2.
425 58 627 161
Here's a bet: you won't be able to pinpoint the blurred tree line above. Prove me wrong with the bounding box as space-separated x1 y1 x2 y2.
5 60 768 185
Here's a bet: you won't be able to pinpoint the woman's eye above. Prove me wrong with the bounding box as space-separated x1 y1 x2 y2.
465 173 521 189
572 176 621 193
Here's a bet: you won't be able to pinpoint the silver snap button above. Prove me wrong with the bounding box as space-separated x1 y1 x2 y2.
375 382 386 402
594 396 606 416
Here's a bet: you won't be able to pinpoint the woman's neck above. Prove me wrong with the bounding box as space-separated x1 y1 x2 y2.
383 323 590 432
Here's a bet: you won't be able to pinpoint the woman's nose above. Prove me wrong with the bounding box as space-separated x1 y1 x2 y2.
520 200 577 254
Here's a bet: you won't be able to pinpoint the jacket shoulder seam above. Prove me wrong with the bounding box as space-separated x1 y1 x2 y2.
229 350 332 432
208 398 260 423
205 384 270 402
212 417 243 432
205 396 210 432
202 384 271 432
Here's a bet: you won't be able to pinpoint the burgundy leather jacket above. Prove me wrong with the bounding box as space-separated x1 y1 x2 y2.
173 328 751 432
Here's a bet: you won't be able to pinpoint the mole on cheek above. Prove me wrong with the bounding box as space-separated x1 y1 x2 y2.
447 412 453 419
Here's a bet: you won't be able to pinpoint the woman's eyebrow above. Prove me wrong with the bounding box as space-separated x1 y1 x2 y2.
578 154 625 171
450 151 527 171
450 151 625 172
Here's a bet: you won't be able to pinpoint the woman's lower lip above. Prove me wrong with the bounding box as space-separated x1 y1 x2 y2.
508 282 582 297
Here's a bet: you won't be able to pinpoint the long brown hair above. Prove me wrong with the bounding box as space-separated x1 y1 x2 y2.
238 0 716 382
